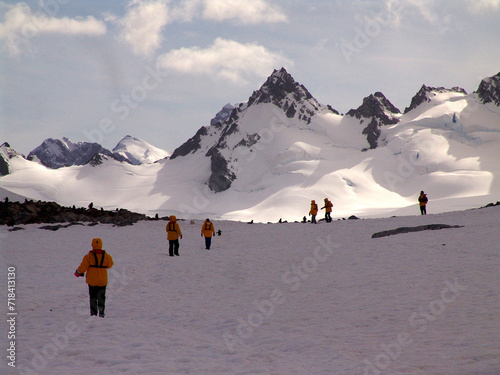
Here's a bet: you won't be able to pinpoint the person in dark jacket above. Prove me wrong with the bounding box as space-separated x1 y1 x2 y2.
201 218 215 250
418 191 428 215
75 238 114 317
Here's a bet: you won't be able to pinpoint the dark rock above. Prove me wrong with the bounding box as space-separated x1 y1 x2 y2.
404 85 467 114
476 72 500 106
347 92 400 149
170 126 209 159
0 200 148 226
372 224 464 238
207 149 236 192
0 154 9 176
8 227 24 232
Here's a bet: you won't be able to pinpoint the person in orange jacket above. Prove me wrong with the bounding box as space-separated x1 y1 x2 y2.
74 238 114 317
166 215 183 256
418 191 428 215
201 218 215 250
321 198 333 222
309 200 318 224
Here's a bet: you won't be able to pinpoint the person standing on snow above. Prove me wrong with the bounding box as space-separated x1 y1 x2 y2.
201 218 215 250
74 238 114 317
418 191 428 215
166 215 183 256
309 200 318 224
321 198 333 222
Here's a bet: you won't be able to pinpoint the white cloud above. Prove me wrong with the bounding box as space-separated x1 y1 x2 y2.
117 0 169 57
202 0 287 24
467 0 500 13
0 2 106 55
157 37 293 84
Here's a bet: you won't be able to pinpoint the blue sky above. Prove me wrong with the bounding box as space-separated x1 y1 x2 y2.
1 0 500 154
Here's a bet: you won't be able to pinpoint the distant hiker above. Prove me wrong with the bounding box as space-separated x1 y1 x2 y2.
166 215 183 256
321 198 333 222
418 191 428 215
309 200 318 224
74 238 114 317
201 218 215 250
302 216 307 223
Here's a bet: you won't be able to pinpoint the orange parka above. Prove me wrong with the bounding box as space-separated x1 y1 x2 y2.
77 239 114 287
309 200 318 215
166 215 182 240
322 199 333 213
201 220 215 238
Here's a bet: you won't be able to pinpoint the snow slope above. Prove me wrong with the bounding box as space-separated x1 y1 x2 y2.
1 205 500 374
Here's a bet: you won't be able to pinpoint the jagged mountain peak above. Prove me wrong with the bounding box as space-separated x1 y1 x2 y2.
346 92 400 149
247 67 338 122
404 84 467 114
248 67 313 106
476 72 500 106
347 92 400 120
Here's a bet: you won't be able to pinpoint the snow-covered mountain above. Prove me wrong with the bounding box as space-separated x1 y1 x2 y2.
23 136 169 170
26 137 123 169
112 135 170 165
1 68 500 222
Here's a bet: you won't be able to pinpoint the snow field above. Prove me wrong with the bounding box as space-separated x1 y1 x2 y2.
1 205 500 374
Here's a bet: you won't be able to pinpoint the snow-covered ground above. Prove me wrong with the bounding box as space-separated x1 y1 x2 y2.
1 205 500 374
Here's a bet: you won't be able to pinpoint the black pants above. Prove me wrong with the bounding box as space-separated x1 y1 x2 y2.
420 205 427 215
169 239 179 256
325 212 331 222
88 285 106 317
205 237 212 250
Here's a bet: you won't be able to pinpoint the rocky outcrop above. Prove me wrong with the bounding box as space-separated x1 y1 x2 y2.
210 103 235 126
372 224 463 238
0 199 149 227
0 154 8 176
347 92 400 149
404 85 467 114
476 72 500 106
170 126 209 159
0 143 25 176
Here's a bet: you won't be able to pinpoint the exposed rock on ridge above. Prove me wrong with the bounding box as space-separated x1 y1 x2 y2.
476 72 500 106
404 85 467 114
347 92 400 149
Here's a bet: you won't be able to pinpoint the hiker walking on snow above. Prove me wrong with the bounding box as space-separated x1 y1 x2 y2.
309 200 318 224
201 218 215 250
418 191 428 215
166 215 183 256
74 238 114 317
321 198 333 222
